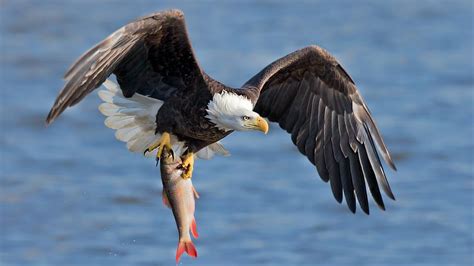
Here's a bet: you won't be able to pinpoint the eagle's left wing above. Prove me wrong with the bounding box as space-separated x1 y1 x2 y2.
243 46 396 214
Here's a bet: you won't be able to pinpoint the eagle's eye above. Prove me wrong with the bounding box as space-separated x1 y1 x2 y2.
242 116 250 121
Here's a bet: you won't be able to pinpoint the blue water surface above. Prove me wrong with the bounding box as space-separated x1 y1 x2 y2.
1 1 473 265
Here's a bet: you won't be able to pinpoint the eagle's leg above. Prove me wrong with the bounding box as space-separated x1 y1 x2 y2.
180 151 194 179
144 132 173 161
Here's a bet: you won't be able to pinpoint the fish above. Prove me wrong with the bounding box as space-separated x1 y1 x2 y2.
160 149 200 263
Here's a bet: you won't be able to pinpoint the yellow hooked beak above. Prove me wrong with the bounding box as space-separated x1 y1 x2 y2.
248 116 269 134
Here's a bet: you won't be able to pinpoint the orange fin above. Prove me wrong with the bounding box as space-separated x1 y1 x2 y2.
176 241 197 263
192 185 200 199
191 218 199 238
162 190 170 208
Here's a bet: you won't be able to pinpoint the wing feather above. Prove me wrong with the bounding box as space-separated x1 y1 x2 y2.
338 114 351 158
348 150 369 214
331 112 344 162
363 125 395 200
339 157 356 213
357 141 385 210
291 79 312 145
304 95 320 164
313 98 330 182
323 108 344 203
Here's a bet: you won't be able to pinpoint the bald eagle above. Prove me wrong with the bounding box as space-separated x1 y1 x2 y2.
46 9 396 214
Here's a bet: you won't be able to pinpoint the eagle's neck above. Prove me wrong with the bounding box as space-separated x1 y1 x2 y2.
205 91 254 131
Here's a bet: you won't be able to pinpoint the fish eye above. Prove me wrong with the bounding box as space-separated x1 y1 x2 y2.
242 116 250 121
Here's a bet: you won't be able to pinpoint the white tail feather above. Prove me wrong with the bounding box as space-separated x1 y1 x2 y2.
115 126 143 142
127 132 156 152
196 142 230 159
104 116 135 129
99 79 163 154
102 79 119 92
98 79 229 159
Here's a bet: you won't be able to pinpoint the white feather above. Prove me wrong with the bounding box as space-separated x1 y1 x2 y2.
98 103 120 116
127 132 159 152
104 116 135 129
194 142 229 159
115 126 142 142
172 141 187 157
209 142 230 156
102 78 120 92
97 90 115 103
196 147 214 159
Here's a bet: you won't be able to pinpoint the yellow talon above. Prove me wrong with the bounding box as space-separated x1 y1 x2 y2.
180 152 194 179
144 132 172 160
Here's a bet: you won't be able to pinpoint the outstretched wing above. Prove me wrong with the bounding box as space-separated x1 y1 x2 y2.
244 46 396 214
46 9 207 124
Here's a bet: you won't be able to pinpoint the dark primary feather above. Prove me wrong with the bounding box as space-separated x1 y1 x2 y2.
46 9 208 124
245 46 396 214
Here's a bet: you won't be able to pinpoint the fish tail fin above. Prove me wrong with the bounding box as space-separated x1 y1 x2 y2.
191 218 199 238
176 240 197 263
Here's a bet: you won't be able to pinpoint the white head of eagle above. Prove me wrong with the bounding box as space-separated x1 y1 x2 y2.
206 91 269 133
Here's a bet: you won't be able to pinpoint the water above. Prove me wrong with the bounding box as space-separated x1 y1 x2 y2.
1 1 473 265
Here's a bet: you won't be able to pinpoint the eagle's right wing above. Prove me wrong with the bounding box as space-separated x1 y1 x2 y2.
46 9 207 124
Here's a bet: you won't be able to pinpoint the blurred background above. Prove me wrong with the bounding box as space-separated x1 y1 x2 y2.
1 0 473 265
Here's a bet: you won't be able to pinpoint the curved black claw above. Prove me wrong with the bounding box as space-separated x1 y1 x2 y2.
143 147 154 156
169 149 175 161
